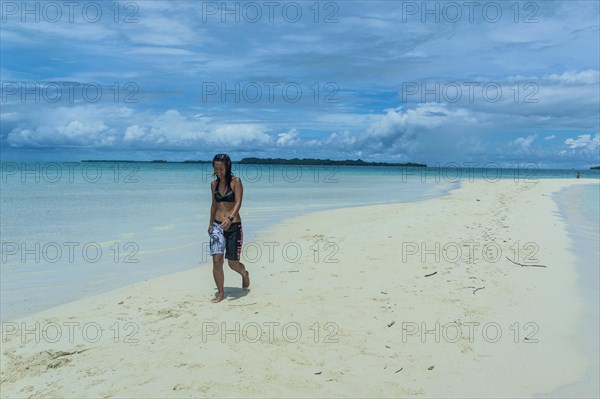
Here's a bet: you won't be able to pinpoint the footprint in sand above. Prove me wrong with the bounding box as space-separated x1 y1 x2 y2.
145 308 182 320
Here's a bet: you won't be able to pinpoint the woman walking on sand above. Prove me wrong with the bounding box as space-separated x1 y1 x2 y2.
208 154 250 303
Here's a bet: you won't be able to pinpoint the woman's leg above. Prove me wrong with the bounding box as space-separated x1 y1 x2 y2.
212 253 225 302
227 259 250 289
224 223 249 288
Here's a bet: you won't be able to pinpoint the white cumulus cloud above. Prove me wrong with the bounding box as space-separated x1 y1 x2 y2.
564 133 599 150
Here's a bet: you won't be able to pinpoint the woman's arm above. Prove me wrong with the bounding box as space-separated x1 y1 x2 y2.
228 177 243 220
209 180 217 227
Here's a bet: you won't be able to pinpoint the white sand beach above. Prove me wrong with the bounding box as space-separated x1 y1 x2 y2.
1 178 598 398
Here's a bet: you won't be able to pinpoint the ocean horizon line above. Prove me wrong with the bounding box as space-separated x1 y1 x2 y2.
1 159 596 170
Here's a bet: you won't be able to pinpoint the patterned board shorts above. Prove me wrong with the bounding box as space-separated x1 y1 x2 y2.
209 221 243 260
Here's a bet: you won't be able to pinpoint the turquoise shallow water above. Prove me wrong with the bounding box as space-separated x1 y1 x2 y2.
1 162 598 321
548 183 600 398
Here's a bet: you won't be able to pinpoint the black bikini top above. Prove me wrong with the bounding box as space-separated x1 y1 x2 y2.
214 179 235 202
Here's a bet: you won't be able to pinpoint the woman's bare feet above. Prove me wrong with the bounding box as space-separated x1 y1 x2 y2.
242 270 250 289
211 293 225 303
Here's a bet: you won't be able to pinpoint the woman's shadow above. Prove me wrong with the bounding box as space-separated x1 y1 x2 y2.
220 287 251 301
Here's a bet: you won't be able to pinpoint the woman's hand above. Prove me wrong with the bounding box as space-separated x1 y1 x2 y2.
220 219 232 230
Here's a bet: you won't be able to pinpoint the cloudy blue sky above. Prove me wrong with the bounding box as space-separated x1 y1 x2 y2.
1 0 599 167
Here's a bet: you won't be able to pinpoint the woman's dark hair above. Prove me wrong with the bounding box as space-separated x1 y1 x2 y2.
212 153 234 184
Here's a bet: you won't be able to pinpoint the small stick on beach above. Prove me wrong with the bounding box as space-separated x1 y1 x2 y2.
472 287 485 294
44 349 89 359
505 256 548 268
424 271 437 277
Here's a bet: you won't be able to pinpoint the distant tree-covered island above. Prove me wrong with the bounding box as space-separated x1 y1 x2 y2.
238 158 427 167
81 159 168 163
82 158 427 167
591 166 600 170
